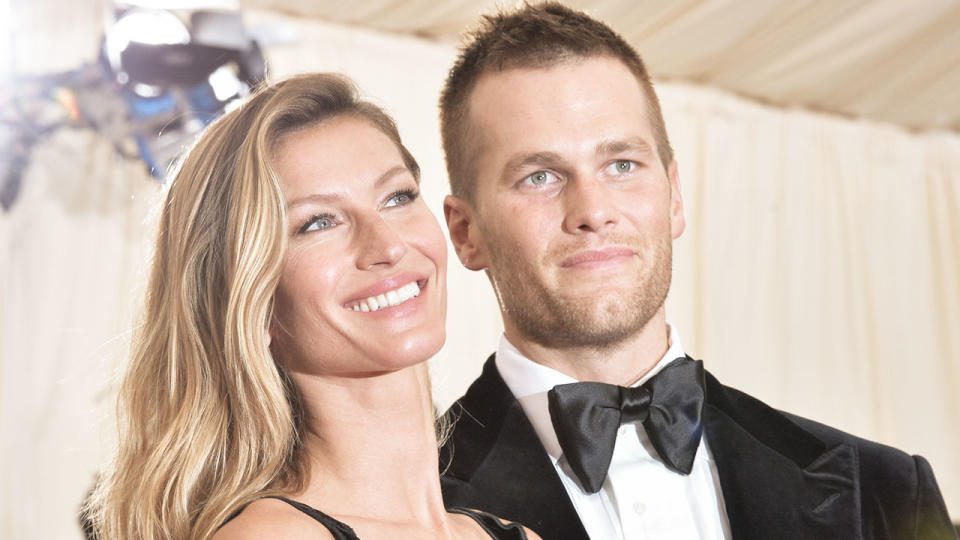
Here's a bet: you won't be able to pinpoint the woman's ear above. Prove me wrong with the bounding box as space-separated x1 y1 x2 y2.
443 195 489 271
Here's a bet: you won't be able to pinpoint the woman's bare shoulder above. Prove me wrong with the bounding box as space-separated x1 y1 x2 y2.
213 498 335 540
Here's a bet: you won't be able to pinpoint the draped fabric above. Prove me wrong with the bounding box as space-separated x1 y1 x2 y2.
0 9 958 539
0 130 164 538
7 0 960 131
661 81 960 521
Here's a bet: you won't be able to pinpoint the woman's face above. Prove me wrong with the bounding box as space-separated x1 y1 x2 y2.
271 115 447 377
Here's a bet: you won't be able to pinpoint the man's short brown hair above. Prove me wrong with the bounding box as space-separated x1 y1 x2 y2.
439 2 673 202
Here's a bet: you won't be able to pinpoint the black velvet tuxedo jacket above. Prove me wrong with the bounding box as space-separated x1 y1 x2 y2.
440 355 956 540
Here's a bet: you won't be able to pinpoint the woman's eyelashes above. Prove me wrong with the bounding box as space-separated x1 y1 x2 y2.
299 213 338 234
383 188 418 208
296 189 419 235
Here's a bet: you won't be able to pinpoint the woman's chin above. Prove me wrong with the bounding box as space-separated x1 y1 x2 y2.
371 329 446 370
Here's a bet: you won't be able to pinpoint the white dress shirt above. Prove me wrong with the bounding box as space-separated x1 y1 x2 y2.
495 325 732 540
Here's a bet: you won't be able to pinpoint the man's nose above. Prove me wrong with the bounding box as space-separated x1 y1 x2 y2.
561 175 618 234
355 215 408 269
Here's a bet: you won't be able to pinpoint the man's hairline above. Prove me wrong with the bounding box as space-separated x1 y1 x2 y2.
449 53 670 207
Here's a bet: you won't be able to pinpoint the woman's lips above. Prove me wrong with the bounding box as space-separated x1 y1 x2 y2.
343 273 428 312
344 280 424 312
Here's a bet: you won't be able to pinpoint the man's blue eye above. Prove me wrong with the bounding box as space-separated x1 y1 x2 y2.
608 160 635 174
523 171 557 186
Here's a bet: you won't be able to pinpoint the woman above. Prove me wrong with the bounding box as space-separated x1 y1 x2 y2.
87 73 539 540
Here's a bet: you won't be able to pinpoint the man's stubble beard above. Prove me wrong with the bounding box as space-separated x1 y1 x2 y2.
483 229 673 351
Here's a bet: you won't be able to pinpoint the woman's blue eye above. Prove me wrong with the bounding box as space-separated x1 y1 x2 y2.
523 170 558 186
299 214 336 234
384 189 418 208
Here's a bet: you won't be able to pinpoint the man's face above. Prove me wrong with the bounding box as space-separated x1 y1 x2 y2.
445 56 684 350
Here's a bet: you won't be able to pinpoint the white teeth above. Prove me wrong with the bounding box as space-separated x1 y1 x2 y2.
347 281 422 312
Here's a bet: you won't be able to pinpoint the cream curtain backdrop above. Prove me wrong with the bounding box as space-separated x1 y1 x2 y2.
1 10 958 539
0 131 165 539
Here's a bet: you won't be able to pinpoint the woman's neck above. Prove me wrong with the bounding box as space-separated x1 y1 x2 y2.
289 363 448 527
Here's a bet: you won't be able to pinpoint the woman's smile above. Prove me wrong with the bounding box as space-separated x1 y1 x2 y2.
344 279 425 312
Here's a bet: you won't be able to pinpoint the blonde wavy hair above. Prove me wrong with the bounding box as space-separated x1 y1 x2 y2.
87 73 420 540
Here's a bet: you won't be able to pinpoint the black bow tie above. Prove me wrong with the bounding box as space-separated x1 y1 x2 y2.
547 357 706 494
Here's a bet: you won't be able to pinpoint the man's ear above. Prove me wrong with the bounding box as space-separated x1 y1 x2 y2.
444 194 489 271
667 160 686 240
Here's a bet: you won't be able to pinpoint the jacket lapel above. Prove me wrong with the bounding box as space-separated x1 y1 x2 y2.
703 370 861 539
440 355 589 540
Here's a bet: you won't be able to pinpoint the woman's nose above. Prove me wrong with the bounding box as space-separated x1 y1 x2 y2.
355 215 408 269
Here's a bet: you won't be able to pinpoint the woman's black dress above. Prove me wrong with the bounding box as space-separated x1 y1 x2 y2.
253 496 531 539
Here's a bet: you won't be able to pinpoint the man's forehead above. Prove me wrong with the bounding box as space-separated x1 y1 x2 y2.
471 55 641 96
465 58 656 151
466 57 650 124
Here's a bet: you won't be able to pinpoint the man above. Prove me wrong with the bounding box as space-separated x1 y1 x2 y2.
437 3 955 540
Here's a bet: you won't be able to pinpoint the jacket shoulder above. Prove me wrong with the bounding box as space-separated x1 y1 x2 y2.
438 355 590 540
439 354 516 477
706 370 955 539
782 412 955 538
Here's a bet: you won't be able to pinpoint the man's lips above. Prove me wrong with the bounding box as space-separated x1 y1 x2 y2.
559 247 636 268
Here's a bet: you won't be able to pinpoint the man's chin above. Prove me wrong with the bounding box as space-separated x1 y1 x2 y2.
524 320 641 350
519 299 656 350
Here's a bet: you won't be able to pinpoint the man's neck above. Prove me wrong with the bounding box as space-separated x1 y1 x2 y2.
504 306 671 386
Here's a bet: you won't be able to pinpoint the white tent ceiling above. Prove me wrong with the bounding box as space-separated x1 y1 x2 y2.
238 0 960 133
5 0 960 133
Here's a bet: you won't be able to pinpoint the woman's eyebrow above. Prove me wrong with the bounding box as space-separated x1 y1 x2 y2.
286 165 410 210
373 165 412 188
286 192 342 210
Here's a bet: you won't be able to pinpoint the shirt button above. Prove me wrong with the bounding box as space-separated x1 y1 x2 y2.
632 501 646 515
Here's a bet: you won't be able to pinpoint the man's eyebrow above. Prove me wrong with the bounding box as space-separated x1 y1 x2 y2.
285 165 410 210
595 137 655 157
502 151 564 176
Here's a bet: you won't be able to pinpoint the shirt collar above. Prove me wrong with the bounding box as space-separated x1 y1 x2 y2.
495 323 687 462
